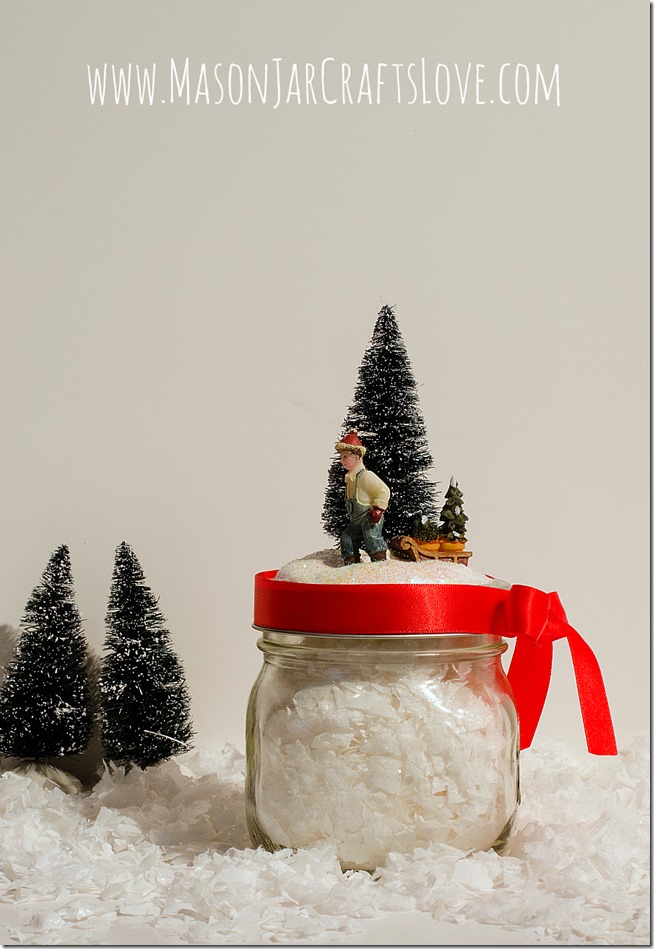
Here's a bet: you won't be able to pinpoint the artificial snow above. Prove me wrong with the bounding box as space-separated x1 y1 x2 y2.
0 739 648 945
276 548 508 586
256 667 516 869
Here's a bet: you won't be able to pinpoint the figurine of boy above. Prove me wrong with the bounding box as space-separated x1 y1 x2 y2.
335 431 390 565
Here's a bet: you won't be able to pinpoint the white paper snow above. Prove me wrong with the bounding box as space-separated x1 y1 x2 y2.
0 737 648 945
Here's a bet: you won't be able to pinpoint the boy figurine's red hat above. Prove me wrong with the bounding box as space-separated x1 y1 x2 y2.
335 431 366 457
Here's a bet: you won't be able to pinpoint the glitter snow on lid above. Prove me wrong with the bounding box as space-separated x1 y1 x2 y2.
276 548 509 588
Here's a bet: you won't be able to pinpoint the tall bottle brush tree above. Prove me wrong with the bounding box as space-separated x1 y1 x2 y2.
323 304 440 540
0 545 92 761
99 542 193 772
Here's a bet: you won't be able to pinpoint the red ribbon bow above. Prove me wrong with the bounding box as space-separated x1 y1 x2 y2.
493 585 617 755
254 572 617 756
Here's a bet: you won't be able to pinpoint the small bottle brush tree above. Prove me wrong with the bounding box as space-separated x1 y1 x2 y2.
439 477 468 541
99 542 193 772
0 545 92 784
411 515 442 542
323 304 439 540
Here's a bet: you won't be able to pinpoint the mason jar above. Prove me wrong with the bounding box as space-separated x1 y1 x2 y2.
246 628 519 872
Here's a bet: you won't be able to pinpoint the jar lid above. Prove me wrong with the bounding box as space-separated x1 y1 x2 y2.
254 570 507 636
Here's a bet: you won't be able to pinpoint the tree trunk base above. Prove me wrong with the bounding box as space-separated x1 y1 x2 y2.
11 760 84 794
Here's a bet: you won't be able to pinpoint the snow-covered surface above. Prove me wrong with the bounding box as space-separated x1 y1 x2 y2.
276 548 508 586
0 739 648 945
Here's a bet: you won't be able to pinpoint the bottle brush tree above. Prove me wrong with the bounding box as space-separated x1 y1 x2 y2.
439 477 468 541
99 542 193 772
0 545 92 762
323 304 440 540
411 515 442 542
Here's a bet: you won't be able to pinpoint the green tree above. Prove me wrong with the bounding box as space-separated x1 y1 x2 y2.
439 477 468 541
99 542 193 771
0 545 92 760
323 304 439 540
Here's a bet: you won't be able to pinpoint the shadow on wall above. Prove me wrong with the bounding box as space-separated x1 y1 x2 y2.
0 624 17 684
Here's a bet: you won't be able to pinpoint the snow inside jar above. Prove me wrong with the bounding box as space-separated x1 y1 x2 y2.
248 552 520 872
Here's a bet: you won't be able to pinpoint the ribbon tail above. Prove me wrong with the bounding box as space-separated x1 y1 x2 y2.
566 627 618 755
507 635 553 751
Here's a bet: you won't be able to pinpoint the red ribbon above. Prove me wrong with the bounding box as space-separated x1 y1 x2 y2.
254 571 617 756
492 585 617 755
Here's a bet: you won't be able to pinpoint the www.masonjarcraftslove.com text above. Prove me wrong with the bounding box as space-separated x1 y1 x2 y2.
86 58 560 107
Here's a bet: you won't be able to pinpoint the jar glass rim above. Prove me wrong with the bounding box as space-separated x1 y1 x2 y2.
255 627 508 659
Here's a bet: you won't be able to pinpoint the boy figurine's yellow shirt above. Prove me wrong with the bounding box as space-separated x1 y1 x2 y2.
344 462 390 510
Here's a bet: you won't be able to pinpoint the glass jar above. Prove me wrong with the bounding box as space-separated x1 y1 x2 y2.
246 629 520 872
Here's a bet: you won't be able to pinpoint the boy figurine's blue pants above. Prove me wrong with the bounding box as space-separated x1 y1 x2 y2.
340 498 387 560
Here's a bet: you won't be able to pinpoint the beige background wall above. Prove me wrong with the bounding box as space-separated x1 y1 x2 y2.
0 1 649 757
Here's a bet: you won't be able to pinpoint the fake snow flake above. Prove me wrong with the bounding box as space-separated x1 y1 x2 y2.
254 665 518 870
0 740 648 945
